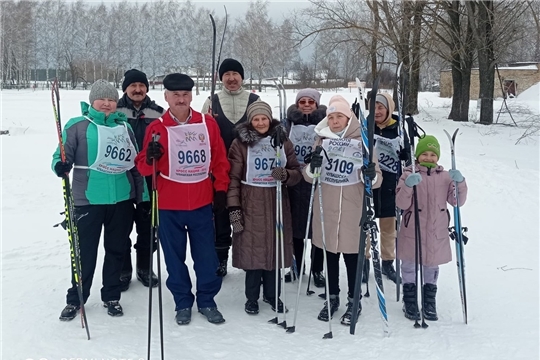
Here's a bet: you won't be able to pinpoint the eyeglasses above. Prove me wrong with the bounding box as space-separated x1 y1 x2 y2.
298 100 315 105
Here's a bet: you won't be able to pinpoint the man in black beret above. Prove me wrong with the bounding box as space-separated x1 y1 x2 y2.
135 73 230 325
117 69 165 291
201 59 259 277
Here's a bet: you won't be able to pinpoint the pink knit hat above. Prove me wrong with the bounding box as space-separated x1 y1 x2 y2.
326 95 351 118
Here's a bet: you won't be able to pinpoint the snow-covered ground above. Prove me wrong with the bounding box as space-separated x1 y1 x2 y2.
1 86 538 360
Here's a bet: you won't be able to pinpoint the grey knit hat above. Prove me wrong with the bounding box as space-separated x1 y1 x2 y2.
375 94 389 110
296 88 321 106
246 101 273 122
89 79 119 104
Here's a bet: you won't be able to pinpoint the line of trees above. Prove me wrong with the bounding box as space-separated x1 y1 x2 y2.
1 0 539 124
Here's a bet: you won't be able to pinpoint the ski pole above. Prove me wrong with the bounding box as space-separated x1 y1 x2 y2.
287 147 321 333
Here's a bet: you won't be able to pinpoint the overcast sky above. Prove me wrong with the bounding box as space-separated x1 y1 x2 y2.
64 0 312 20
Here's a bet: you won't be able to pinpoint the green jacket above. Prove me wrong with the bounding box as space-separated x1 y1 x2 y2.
52 102 149 206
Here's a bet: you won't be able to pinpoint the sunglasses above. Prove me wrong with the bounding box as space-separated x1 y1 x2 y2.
298 100 316 105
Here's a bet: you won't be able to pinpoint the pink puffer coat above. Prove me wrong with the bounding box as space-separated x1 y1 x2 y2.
396 164 468 266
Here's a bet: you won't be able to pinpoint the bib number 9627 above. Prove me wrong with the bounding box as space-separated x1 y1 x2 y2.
254 157 276 170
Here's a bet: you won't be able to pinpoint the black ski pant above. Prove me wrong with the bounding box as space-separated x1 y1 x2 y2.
245 269 279 302
325 250 360 299
121 201 155 274
292 237 324 275
66 200 133 305
214 209 232 262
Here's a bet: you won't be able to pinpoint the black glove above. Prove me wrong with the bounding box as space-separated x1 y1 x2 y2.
363 162 376 179
54 161 72 177
310 153 323 173
137 201 151 220
271 167 288 182
213 191 227 214
398 147 410 162
304 151 312 164
229 207 244 234
146 141 164 165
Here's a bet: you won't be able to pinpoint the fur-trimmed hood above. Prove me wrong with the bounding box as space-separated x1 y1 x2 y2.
286 104 327 126
235 119 288 145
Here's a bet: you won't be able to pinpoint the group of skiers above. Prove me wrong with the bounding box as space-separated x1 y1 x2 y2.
52 58 468 328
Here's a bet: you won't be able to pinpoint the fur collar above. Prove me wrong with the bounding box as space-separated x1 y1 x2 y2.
286 105 327 126
235 119 288 145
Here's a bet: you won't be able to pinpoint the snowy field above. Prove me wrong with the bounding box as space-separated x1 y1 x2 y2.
1 85 539 360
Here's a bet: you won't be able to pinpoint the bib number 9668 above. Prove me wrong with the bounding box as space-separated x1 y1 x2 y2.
178 149 207 164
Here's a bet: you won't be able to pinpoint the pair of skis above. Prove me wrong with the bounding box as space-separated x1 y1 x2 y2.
52 79 90 340
209 6 228 98
350 78 389 336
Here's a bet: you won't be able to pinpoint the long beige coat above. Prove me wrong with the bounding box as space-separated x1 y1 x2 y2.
227 120 302 270
303 114 383 254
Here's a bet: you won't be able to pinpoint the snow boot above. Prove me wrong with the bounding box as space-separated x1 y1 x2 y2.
312 271 325 288
136 268 158 288
422 284 438 321
59 304 80 321
103 300 123 317
317 295 340 322
402 283 420 320
198 307 225 324
175 308 192 325
244 300 259 315
216 259 228 277
263 296 288 313
381 260 399 284
340 297 361 326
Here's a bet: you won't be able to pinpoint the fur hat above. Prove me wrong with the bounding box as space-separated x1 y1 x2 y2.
326 95 351 118
246 101 273 122
218 58 244 80
89 79 119 105
122 69 149 92
415 135 441 159
163 73 194 91
296 88 321 106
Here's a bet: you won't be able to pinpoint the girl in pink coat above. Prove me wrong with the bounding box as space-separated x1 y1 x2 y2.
395 135 467 321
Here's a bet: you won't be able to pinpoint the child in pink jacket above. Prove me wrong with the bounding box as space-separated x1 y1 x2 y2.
395 135 467 321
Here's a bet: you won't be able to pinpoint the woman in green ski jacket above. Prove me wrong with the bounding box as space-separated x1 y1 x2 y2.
52 80 148 321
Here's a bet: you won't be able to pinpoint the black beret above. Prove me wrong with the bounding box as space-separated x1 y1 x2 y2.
122 69 149 92
218 58 244 80
163 73 194 91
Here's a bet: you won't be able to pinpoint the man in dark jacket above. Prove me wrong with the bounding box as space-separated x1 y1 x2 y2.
201 59 259 277
116 69 165 290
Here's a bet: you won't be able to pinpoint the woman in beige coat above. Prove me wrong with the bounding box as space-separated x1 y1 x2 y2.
227 101 302 315
304 95 382 325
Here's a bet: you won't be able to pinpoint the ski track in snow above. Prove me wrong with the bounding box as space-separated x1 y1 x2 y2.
1 88 538 360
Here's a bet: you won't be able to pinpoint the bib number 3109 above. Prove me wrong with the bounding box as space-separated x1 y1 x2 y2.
325 158 354 174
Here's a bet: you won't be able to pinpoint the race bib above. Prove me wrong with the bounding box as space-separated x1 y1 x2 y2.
289 124 316 167
244 137 287 187
87 119 136 174
374 135 400 173
164 120 211 184
320 138 364 186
